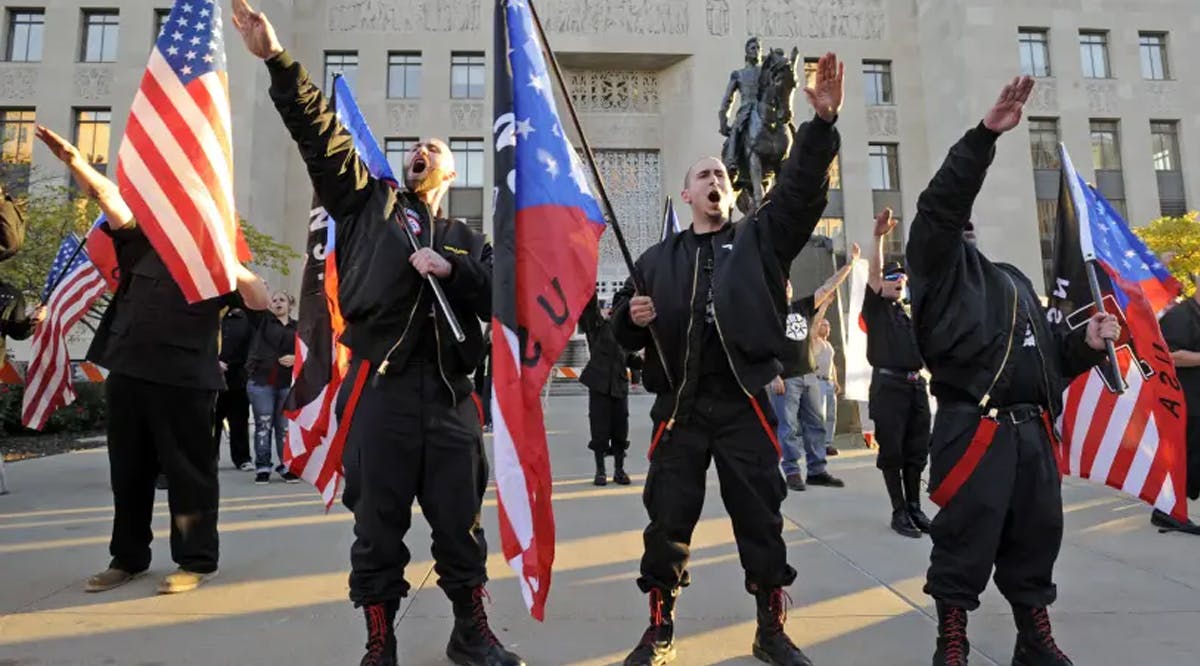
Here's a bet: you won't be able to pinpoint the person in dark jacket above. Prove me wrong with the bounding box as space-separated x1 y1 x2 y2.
1154 282 1200 532
905 77 1120 666
863 208 931 539
246 290 299 484
36 125 269 595
611 52 844 666
233 4 520 666
579 295 643 486
215 306 256 471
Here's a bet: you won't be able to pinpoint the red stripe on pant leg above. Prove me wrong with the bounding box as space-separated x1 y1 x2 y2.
648 422 667 461
1042 412 1065 479
748 397 783 458
929 418 1000 508
470 393 484 427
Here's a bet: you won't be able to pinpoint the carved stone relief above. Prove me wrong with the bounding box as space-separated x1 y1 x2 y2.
327 0 480 33
74 67 112 101
566 71 660 114
866 108 897 137
746 0 886 40
1026 79 1058 113
707 0 731 36
581 150 662 282
1145 81 1178 115
538 0 689 35
0 67 37 101
1084 81 1116 114
451 102 484 132
388 102 420 132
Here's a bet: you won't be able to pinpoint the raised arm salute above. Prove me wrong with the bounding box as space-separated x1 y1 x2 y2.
232 3 519 666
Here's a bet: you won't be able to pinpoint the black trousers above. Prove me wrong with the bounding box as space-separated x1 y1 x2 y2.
213 383 250 467
340 362 489 606
869 371 931 471
106 373 220 574
639 392 797 594
588 390 629 454
924 404 1063 610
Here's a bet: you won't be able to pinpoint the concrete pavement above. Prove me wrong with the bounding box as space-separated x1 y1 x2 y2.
1 394 1198 665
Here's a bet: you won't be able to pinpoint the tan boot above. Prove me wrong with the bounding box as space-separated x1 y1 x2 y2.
157 568 218 594
85 567 145 593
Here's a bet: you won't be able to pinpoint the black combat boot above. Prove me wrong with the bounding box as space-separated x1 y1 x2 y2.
884 469 921 538
904 466 932 533
359 599 399 666
593 449 608 486
446 587 525 666
613 449 631 485
750 587 813 665
934 600 970 666
623 588 678 665
1012 605 1073 666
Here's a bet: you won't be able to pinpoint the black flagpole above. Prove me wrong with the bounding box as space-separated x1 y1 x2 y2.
1084 259 1127 394
526 0 675 390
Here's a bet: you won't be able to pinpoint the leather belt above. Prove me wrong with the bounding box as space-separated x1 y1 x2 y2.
988 403 1044 425
877 367 923 383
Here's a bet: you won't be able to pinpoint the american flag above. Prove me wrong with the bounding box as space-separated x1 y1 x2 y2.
1049 145 1188 521
21 235 107 430
493 0 607 619
116 0 240 304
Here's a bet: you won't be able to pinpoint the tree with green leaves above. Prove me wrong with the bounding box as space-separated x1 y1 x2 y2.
1134 212 1199 297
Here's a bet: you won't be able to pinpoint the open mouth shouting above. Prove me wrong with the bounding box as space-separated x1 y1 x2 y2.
707 190 722 204
411 156 428 175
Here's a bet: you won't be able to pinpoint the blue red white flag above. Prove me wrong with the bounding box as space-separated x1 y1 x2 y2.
492 0 607 620
1048 144 1187 521
661 197 681 242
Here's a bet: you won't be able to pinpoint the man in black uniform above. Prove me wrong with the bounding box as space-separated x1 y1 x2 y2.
612 52 844 666
215 306 256 471
34 126 270 595
233 3 522 665
862 208 931 539
1158 281 1200 520
906 77 1121 666
579 295 643 486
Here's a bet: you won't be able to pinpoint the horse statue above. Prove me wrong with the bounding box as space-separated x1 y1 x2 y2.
739 47 801 214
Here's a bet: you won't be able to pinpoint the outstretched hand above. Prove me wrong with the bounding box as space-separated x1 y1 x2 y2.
983 76 1035 134
803 52 844 123
849 242 861 262
873 208 896 238
35 125 83 166
231 0 283 60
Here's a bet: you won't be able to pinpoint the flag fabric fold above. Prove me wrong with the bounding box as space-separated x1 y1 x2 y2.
116 0 240 304
660 197 681 242
1048 144 1188 521
21 235 107 430
492 0 607 620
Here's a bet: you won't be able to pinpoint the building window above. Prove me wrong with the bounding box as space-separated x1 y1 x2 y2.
385 137 418 179
154 8 171 40
1036 199 1057 290
1079 31 1110 79
74 108 112 174
884 218 904 260
450 53 485 100
863 61 893 105
1090 120 1121 170
6 10 44 62
323 51 358 95
0 108 35 192
387 52 421 99
81 10 120 63
1018 29 1051 78
1139 32 1169 81
803 58 818 89
1028 118 1061 170
1151 121 1180 172
867 143 900 191
447 138 484 231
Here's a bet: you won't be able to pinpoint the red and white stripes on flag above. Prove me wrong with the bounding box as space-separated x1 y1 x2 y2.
117 0 240 304
21 240 107 430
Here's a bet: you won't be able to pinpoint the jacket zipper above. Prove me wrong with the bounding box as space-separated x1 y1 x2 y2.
979 272 1021 409
709 239 752 399
666 247 702 430
376 282 426 376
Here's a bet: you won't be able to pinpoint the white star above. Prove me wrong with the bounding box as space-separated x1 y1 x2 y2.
568 152 592 195
190 36 202 46
172 30 184 41
183 2 193 12
193 20 206 30
203 54 214 63
538 149 559 178
515 118 534 139
209 40 218 51
182 65 193 75
167 45 179 56
186 50 197 60
527 72 548 96
176 16 189 26
551 123 561 137
200 8 210 18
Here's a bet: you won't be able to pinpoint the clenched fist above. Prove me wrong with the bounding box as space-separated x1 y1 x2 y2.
409 248 452 279
629 296 657 328
1085 312 1121 351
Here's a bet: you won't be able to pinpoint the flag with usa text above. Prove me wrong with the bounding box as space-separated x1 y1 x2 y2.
493 0 607 620
1048 144 1188 521
117 0 241 304
21 235 107 430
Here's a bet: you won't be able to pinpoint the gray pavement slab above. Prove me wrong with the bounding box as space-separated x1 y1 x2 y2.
1 394 1198 665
